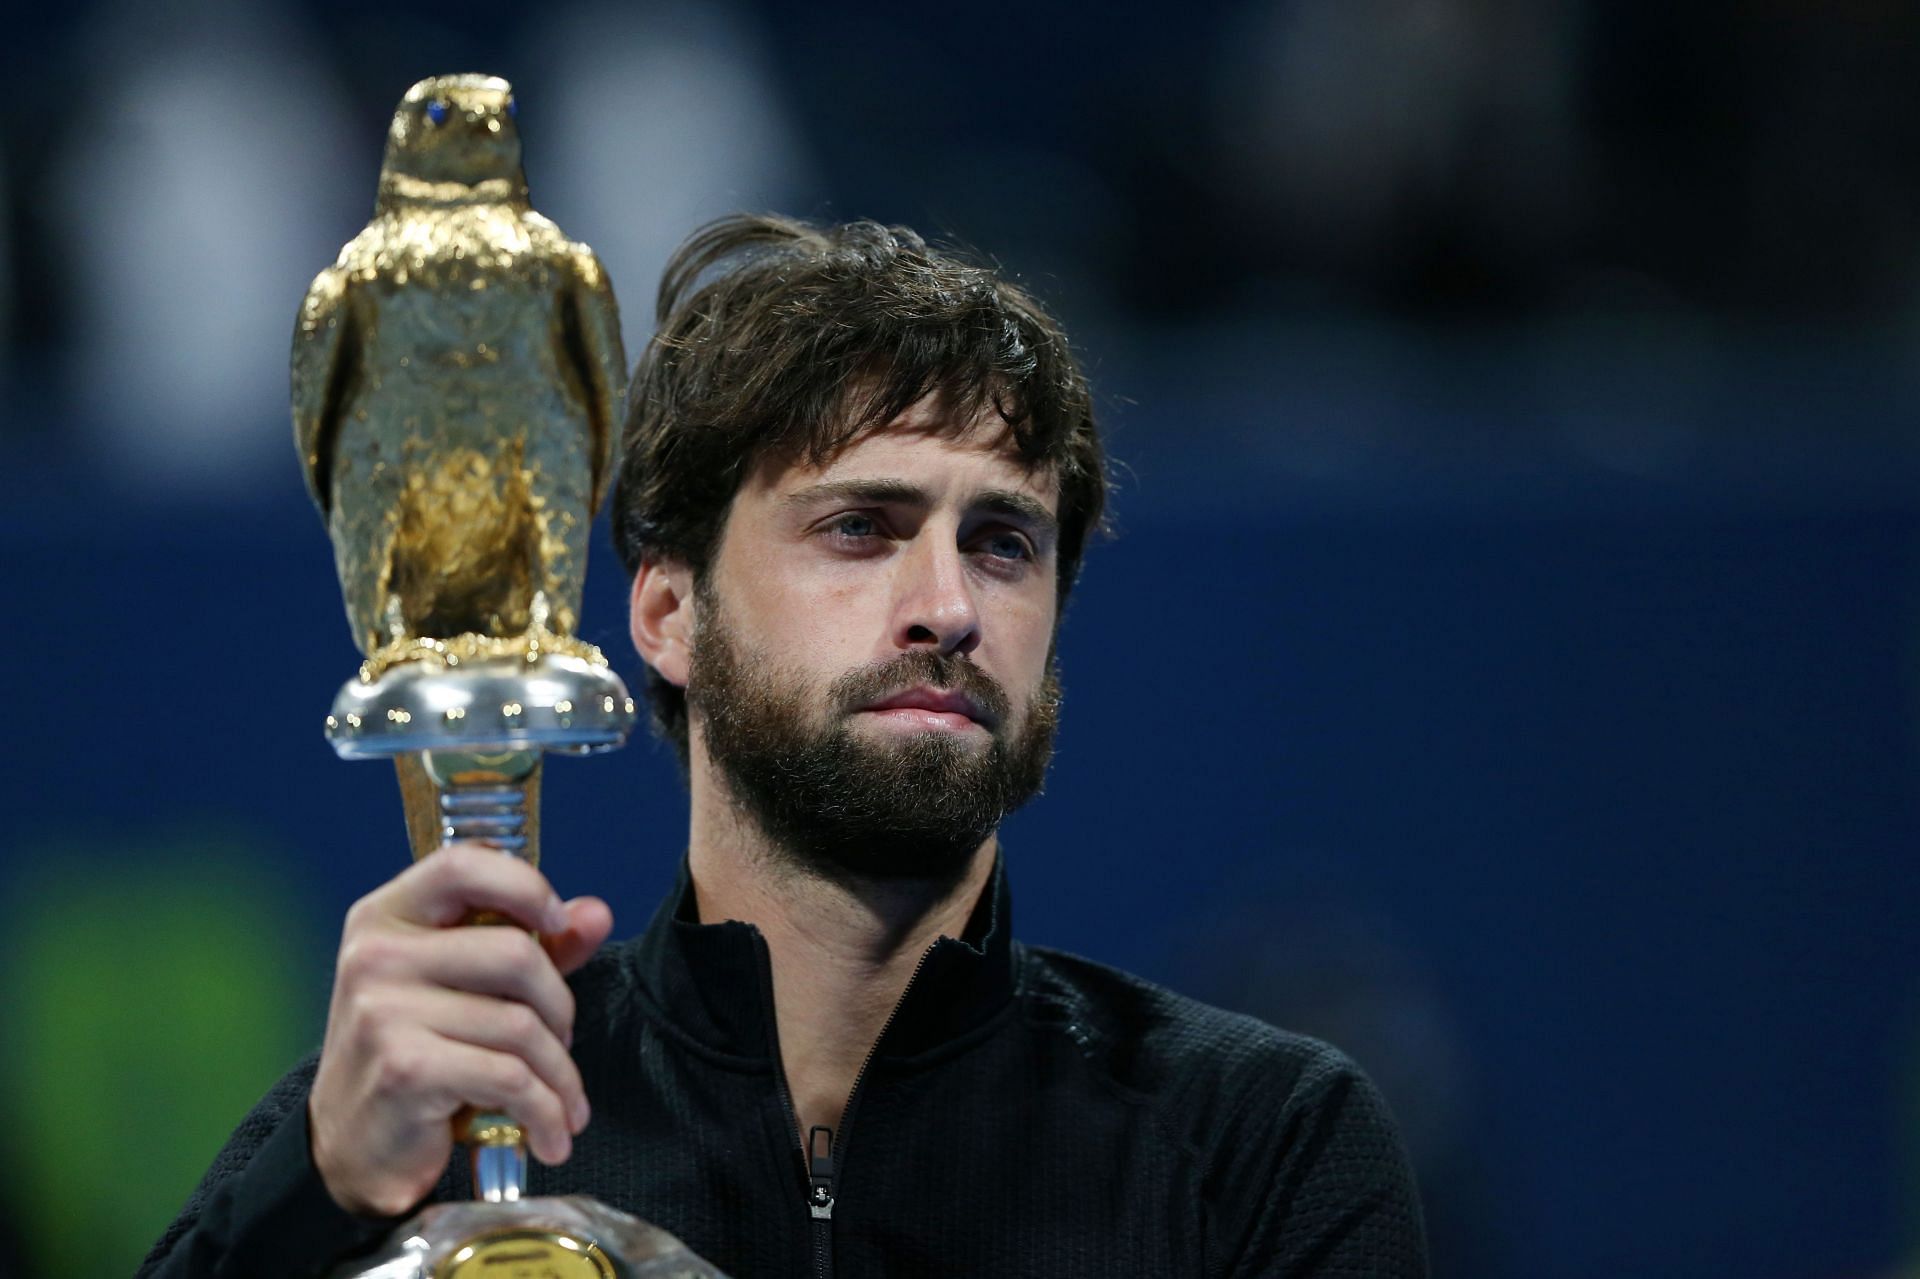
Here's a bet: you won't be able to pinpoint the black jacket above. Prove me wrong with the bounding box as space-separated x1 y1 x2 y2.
140 862 1428 1277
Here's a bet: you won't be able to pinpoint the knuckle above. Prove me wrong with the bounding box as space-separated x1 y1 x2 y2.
342 987 386 1033
501 1002 540 1043
343 1007 383 1057
494 1057 534 1098
514 928 551 969
422 845 469 887
339 932 392 978
487 927 544 974
470 929 513 974
376 1045 425 1094
521 1082 565 1130
343 893 376 933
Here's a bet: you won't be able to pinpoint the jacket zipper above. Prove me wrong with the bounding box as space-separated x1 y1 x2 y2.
806 1123 836 1278
759 932 938 1279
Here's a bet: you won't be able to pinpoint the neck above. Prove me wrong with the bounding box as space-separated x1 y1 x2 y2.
685 754 996 1143
375 172 528 211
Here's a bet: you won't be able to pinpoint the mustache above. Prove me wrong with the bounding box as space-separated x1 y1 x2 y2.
828 651 1012 726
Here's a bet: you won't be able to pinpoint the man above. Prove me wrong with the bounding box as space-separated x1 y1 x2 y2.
141 216 1428 1276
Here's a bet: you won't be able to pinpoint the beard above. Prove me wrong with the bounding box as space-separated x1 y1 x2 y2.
685 590 1061 887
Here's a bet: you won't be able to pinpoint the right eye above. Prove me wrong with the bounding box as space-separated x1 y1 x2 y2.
824 512 879 542
426 100 449 126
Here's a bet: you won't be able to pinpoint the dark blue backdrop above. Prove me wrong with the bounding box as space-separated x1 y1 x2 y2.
6 363 1916 1274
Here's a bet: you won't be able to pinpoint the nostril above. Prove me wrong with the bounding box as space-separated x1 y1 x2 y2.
906 624 937 643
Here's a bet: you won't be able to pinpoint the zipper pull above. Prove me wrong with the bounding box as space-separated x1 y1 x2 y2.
807 1125 836 1220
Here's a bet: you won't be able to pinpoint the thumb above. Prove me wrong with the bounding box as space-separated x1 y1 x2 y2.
542 896 614 975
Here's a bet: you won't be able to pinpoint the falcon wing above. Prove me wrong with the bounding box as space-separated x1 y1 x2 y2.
290 263 355 515
558 245 628 515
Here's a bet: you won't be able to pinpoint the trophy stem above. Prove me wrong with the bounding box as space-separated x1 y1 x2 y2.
418 748 543 866
422 748 542 1204
439 779 531 853
467 1114 529 1204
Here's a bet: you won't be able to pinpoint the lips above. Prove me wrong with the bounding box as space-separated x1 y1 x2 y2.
862 686 991 727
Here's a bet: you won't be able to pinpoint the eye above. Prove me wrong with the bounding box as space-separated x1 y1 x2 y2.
505 96 518 119
426 99 450 126
976 530 1034 562
824 512 880 541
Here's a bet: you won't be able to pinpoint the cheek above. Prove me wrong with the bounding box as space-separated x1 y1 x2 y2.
993 591 1058 693
724 560 882 679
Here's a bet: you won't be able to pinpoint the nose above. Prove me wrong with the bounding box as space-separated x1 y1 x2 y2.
892 534 981 656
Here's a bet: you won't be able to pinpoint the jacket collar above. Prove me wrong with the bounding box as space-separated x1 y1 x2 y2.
630 854 1017 1065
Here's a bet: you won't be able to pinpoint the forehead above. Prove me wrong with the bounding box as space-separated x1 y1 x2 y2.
741 404 1061 511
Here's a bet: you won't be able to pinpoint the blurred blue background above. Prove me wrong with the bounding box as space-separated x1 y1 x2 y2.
3 1 1919 1275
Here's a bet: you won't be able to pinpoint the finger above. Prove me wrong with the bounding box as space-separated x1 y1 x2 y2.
382 843 567 933
542 897 614 976
403 987 589 1132
402 926 577 1045
412 1034 575 1165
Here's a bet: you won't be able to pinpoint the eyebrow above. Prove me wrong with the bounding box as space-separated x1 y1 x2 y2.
782 479 1059 542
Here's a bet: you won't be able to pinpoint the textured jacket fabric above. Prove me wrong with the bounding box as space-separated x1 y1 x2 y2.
140 861 1429 1277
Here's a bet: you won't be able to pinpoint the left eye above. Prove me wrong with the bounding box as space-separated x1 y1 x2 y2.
426 99 450 126
979 532 1031 561
505 97 518 119
828 513 878 539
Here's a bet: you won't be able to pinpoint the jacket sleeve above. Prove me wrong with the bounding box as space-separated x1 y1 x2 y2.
136 1055 398 1278
1214 1042 1430 1279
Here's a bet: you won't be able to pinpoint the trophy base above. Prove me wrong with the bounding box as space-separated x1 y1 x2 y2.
330 1195 730 1278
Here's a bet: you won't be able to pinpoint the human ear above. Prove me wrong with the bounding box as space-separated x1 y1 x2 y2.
629 559 695 688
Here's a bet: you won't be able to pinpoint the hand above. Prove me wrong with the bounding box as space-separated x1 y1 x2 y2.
307 842 616 1217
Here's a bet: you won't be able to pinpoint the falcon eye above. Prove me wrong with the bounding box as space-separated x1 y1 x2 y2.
505 97 517 119
425 99 449 126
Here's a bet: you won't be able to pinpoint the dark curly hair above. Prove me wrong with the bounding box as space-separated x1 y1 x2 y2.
611 213 1108 760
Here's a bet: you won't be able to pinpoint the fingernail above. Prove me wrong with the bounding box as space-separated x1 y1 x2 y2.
572 1096 591 1132
543 898 567 933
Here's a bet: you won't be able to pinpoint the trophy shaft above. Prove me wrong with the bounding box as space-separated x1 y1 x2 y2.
464 1113 530 1205
423 747 540 857
471 1134 528 1205
418 750 543 1201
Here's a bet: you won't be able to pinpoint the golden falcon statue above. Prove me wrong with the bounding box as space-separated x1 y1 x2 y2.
293 73 625 659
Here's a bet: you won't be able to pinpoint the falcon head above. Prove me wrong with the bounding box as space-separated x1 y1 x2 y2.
379 74 526 202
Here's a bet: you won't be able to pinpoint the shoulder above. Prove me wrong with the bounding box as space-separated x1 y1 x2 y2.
1019 945 1428 1273
1018 943 1372 1128
136 1054 335 1276
562 241 612 291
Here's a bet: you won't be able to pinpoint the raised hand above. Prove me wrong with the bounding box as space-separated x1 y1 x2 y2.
307 842 615 1217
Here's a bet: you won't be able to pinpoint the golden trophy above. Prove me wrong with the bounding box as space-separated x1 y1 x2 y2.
293 73 728 1278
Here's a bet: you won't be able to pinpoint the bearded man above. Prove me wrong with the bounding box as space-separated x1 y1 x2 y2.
141 216 1428 1277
